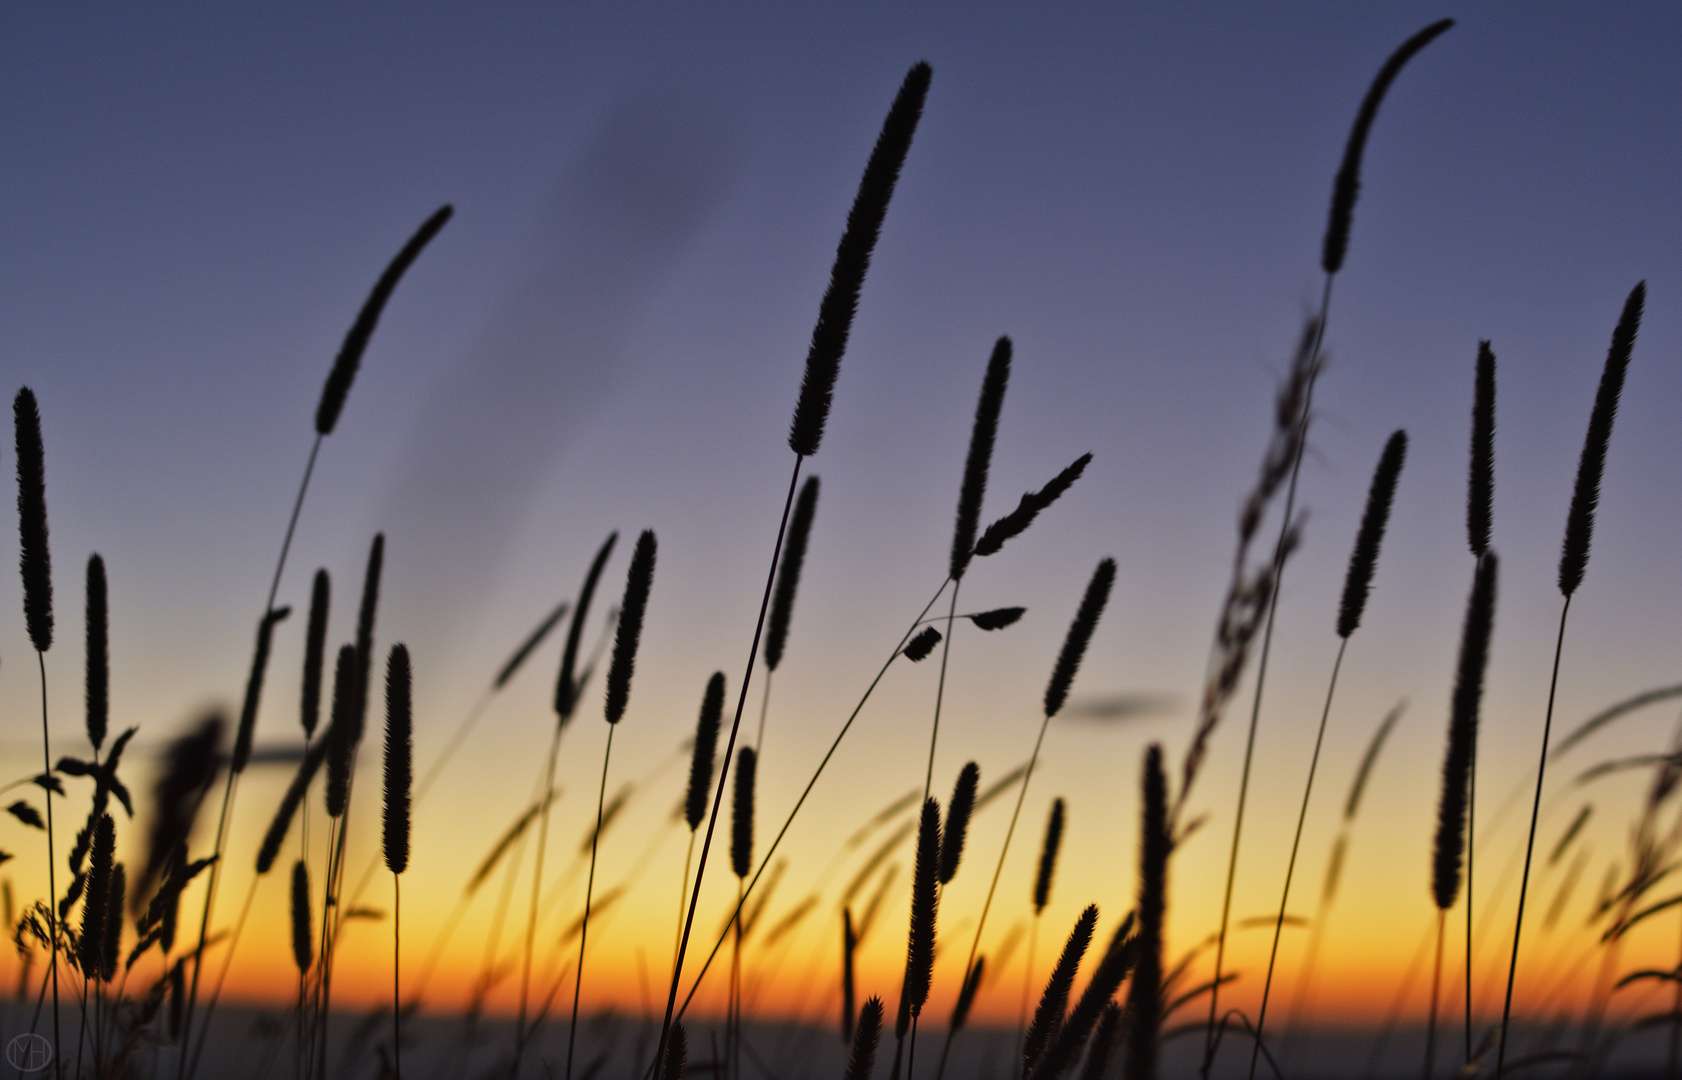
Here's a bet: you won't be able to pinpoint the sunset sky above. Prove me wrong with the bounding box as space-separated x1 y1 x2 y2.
1 2 1680 1045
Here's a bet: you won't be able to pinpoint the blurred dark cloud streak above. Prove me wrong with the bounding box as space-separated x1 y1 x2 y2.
380 84 741 644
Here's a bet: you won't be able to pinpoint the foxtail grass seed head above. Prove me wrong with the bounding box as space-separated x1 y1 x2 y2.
842 908 858 1043
556 531 618 721
1336 430 1407 639
975 453 1092 559
903 626 941 662
1469 342 1496 558
1045 558 1115 719
969 607 1025 631
85 554 109 752
788 62 932 457
494 598 569 690
234 606 292 775
290 859 312 974
901 798 941 1026
79 812 114 979
950 955 984 1033
687 673 725 831
1560 282 1644 598
605 530 656 724
326 645 358 818
302 569 330 738
1126 744 1169 1080
315 205 453 435
939 762 979 885
1432 552 1498 911
13 387 52 653
846 997 885 1080
383 644 412 875
660 1022 687 1080
139 713 223 905
258 734 329 875
951 336 1012 582
353 533 385 732
766 476 820 672
1320 19 1454 274
1034 798 1065 914
732 746 757 879
1023 904 1098 1075
1081 1002 1123 1080
1032 913 1137 1080
102 862 124 981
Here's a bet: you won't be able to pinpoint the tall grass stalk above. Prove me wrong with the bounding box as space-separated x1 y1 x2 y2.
1496 282 1643 1079
658 62 932 1073
383 645 412 1079
1200 23 1452 1072
1465 340 1495 1064
14 386 61 1080
1127 746 1168 1080
1248 431 1406 1080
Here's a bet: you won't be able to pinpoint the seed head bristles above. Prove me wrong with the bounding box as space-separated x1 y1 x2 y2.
687 674 725 832
353 533 385 731
495 599 570 690
79 813 114 979
950 956 984 1033
660 1022 687 1080
325 645 358 818
1030 913 1136 1080
732 747 757 880
290 860 312 974
951 337 1012 582
1044 560 1115 720
1022 904 1097 1076
788 62 932 457
847 997 885 1080
84 554 108 752
1336 431 1406 639
1320 19 1454 274
383 644 412 876
766 477 820 673
556 532 618 721
605 530 656 725
314 205 453 435
256 734 330 876
1559 282 1644 598
1080 1002 1123 1080
968 607 1025 631
13 387 52 653
103 862 124 981
939 763 979 885
138 714 224 904
300 570 331 738
843 909 858 1043
1345 701 1406 821
1469 343 1496 558
233 606 292 775
1433 553 1498 911
1127 745 1169 1080
974 454 1092 559
1034 799 1064 915
904 627 942 662
898 798 941 1036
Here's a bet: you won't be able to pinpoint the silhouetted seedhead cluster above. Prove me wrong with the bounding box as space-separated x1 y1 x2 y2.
951 337 1011 582
1336 430 1407 639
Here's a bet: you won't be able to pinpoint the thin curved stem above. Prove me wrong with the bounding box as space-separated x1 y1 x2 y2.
1249 636 1348 1080
566 723 616 1080
1427 909 1445 1080
1495 595 1573 1079
1203 272 1334 1077
393 875 402 1080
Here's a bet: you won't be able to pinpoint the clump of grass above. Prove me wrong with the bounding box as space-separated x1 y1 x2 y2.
1498 282 1644 1079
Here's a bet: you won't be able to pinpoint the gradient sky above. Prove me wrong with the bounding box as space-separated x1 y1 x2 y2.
1 2 1680 1043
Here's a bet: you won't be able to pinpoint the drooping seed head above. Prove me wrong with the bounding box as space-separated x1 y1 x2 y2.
968 607 1025 631
383 644 412 875
766 476 820 672
974 453 1092 559
732 746 757 879
14 387 53 653
788 63 932 457
604 530 656 724
938 762 979 885
1336 430 1407 639
903 626 941 662
1044 559 1115 719
85 554 109 752
685 673 725 831
301 569 330 738
1432 552 1498 910
315 205 453 435
556 532 618 722
1468 342 1496 559
1559 282 1644 598
1321 20 1454 274
951 337 1012 582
